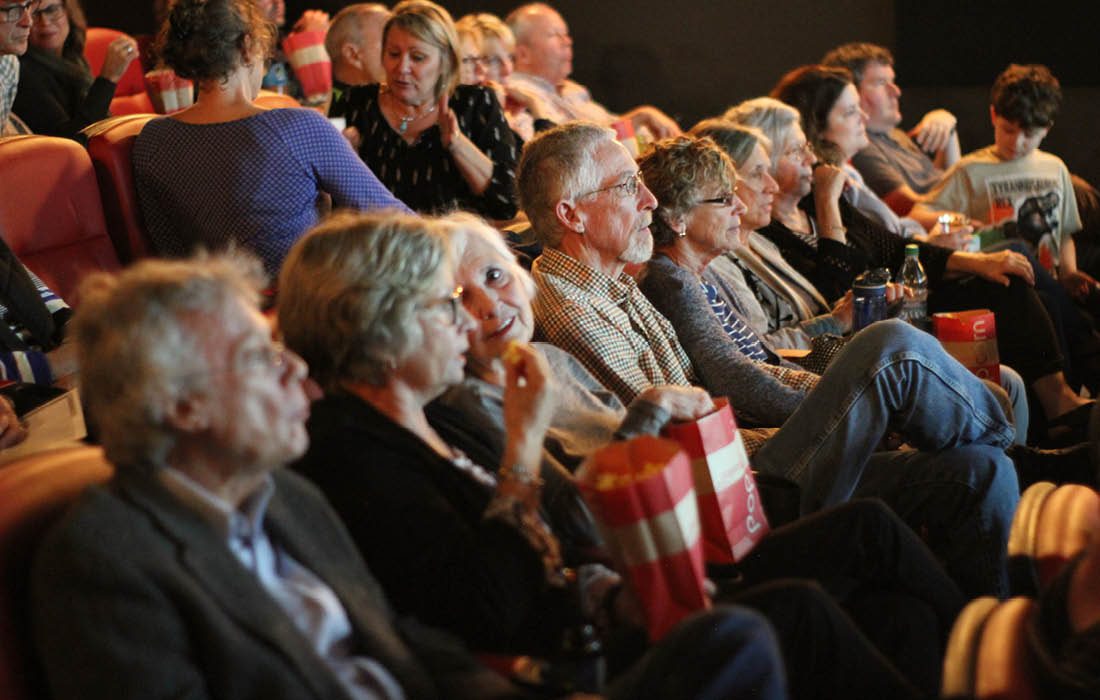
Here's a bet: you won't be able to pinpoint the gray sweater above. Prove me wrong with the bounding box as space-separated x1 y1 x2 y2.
639 254 812 427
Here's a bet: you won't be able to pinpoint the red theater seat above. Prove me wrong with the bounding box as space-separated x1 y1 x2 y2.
0 136 121 304
84 28 155 116
85 114 157 264
0 446 113 700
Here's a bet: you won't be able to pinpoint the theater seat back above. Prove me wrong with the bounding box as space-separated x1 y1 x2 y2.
0 446 114 700
0 136 122 304
84 28 155 115
84 27 145 97
85 114 157 264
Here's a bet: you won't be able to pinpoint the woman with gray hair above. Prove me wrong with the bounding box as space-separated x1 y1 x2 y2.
279 210 809 700
331 0 519 220
690 118 852 351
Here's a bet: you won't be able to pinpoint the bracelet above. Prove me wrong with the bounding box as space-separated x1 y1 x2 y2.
500 465 545 489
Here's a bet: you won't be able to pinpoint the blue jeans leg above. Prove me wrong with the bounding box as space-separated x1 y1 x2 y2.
854 445 1019 598
753 319 1015 512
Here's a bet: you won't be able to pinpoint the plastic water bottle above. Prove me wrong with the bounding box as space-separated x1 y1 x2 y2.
897 244 928 330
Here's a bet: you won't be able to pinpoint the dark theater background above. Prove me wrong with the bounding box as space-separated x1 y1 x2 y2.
87 0 1100 185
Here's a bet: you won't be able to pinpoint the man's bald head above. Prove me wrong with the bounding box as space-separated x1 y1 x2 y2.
327 3 391 85
506 3 571 85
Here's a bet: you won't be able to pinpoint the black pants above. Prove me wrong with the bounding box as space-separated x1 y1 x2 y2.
718 499 964 697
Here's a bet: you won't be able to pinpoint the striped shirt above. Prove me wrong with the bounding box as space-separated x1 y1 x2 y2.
701 281 769 363
0 268 68 384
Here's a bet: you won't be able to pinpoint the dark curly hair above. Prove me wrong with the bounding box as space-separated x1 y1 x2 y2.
991 64 1061 130
156 0 276 84
638 135 735 248
771 64 853 163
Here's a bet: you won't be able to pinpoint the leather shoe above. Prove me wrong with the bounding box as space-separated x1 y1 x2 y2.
1007 442 1097 490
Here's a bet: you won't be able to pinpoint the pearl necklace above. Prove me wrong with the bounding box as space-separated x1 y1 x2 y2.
382 84 437 134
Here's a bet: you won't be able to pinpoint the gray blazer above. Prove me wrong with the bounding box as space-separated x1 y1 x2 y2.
31 465 525 700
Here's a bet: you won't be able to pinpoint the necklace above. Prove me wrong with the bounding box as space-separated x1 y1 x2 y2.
382 84 437 134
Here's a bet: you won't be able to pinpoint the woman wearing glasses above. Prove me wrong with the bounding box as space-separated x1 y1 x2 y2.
13 0 138 141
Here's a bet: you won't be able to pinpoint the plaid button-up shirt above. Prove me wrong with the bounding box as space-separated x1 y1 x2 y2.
531 247 696 405
0 55 18 135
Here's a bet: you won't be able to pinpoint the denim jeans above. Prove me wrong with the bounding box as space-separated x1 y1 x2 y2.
753 319 1019 596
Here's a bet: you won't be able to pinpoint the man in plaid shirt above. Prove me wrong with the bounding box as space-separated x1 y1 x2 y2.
516 121 1024 598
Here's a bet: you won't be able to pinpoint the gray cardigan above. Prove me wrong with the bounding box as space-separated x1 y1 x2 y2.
638 254 809 427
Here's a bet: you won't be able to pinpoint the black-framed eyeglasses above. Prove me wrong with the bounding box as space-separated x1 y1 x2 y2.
695 193 737 207
30 1 63 23
423 286 464 325
579 171 644 200
0 0 40 24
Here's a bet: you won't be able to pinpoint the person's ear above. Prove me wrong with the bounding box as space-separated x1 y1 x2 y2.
989 105 998 127
555 198 584 234
341 42 363 71
662 210 687 237
164 393 210 434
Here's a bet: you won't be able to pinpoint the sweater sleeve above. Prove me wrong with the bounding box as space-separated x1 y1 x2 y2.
639 258 806 427
285 109 412 214
14 60 115 142
456 87 518 220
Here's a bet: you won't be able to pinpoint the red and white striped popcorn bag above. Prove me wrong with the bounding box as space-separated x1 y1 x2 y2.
578 435 709 641
662 398 771 565
144 69 194 114
282 30 332 105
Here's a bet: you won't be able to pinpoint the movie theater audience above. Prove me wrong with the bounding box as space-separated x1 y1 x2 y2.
29 254 537 700
132 0 407 277
505 2 679 139
734 77 1097 442
13 0 138 141
332 0 518 220
15 3 1100 697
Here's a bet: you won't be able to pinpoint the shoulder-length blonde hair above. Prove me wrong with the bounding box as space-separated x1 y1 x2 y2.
384 0 460 100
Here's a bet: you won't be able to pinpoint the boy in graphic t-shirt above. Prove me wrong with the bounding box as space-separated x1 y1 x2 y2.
921 64 1097 300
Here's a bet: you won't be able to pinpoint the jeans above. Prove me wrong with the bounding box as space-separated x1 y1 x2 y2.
753 319 1019 596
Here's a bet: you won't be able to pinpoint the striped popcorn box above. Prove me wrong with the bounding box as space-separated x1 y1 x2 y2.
933 309 1000 384
144 69 194 115
578 435 709 641
663 398 770 565
282 30 332 105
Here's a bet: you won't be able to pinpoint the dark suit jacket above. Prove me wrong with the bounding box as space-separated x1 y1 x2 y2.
30 464 525 700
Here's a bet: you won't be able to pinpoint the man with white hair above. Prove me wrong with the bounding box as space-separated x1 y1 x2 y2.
29 255 533 700
518 122 1021 600
326 2 390 90
0 0 34 134
505 2 680 139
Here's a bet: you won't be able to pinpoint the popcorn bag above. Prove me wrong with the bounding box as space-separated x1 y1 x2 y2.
578 435 709 641
144 69 194 114
282 30 332 105
662 398 770 565
933 309 1000 383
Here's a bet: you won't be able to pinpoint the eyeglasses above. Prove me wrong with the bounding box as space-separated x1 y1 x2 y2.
782 141 814 161
0 0 39 24
484 54 509 69
460 56 486 68
579 171 645 199
236 341 296 374
696 193 737 207
30 1 62 23
423 285 464 325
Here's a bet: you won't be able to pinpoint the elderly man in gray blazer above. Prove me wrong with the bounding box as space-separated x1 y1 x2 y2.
28 255 526 700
